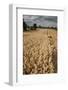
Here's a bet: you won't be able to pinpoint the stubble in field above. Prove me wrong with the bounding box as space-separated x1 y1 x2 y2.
23 29 57 75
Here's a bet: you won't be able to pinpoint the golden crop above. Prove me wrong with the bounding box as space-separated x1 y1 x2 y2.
23 29 57 74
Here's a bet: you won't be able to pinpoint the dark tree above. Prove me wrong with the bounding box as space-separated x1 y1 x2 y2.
23 19 27 31
33 23 37 30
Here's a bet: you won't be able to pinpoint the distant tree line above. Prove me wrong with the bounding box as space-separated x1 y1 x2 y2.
23 19 37 31
23 19 57 31
38 25 57 30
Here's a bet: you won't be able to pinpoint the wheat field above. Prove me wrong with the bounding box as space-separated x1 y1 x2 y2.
23 29 57 74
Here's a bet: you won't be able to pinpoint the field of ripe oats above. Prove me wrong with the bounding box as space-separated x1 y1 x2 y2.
23 29 57 75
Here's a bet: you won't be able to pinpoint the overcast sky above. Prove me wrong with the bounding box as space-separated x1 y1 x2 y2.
23 15 57 27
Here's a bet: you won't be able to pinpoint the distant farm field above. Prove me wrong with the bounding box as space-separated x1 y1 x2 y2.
23 29 57 74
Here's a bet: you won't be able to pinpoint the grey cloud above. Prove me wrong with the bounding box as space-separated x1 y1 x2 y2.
23 15 57 27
